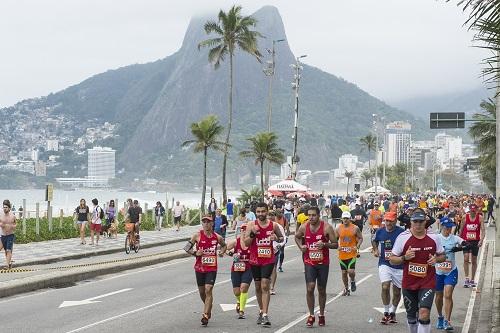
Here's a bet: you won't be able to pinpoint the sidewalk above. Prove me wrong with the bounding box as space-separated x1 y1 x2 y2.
8 225 203 268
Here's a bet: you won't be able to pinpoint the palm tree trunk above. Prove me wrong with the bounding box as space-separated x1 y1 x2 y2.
369 148 373 186
222 52 234 205
260 160 265 202
346 178 350 197
201 148 208 215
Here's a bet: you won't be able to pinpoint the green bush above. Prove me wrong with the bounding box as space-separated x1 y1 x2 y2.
14 208 202 244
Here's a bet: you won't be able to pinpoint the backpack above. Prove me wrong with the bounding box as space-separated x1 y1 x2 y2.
98 206 105 219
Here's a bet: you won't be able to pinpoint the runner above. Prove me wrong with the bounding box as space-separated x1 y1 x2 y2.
459 203 485 288
351 202 367 232
244 202 284 327
184 215 227 326
0 200 17 269
335 211 363 296
372 211 404 324
389 208 446 333
435 217 466 331
369 202 383 238
295 206 337 327
270 211 286 295
73 199 90 245
226 224 252 319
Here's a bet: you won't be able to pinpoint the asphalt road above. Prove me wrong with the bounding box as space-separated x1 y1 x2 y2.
0 227 478 333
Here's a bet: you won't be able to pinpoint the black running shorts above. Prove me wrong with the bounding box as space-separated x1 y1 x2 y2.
462 241 480 256
251 264 274 281
304 264 329 288
195 271 217 287
231 270 253 288
403 288 435 318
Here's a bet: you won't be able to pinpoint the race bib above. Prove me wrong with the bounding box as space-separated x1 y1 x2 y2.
355 215 362 220
408 262 427 278
201 256 216 266
233 262 246 272
309 250 323 261
384 251 392 260
340 246 353 253
257 247 272 258
373 225 380 229
466 232 477 240
436 261 452 272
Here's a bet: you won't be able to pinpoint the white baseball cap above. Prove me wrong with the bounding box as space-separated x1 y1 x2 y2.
341 211 351 219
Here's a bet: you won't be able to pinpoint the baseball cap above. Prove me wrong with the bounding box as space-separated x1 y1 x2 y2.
410 211 426 221
201 215 213 222
341 211 351 219
384 212 397 221
440 217 455 228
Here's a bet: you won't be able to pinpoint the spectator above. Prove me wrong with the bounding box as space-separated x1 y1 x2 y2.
154 201 165 231
173 201 184 232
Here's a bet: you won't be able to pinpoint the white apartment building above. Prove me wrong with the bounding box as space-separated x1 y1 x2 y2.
385 121 412 166
46 139 59 152
338 154 358 172
434 133 463 163
88 147 115 180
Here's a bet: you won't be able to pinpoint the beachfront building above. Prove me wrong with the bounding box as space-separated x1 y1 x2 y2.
88 146 115 180
385 121 412 167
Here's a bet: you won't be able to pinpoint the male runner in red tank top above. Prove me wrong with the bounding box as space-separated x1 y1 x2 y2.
244 202 284 327
459 203 484 288
295 206 337 327
184 215 227 327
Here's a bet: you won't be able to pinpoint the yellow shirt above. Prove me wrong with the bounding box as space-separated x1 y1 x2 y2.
297 213 308 226
339 205 350 212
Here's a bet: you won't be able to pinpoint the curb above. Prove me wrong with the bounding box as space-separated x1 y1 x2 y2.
0 250 189 299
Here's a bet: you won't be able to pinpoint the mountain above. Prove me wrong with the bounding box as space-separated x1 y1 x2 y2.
3 6 428 186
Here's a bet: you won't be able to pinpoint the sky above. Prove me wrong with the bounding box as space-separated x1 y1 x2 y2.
0 0 488 108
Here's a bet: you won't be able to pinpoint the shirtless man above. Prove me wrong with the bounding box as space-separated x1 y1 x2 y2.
0 200 17 269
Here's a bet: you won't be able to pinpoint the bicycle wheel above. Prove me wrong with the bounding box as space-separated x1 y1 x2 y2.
125 234 131 254
134 238 140 253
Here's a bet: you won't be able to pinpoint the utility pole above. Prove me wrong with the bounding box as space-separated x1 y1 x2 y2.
291 55 307 180
373 114 379 195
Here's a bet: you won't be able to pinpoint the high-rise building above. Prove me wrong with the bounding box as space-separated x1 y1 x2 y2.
338 154 358 172
87 147 115 180
385 121 412 166
434 133 463 162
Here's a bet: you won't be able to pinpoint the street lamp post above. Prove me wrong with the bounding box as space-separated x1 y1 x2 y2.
290 55 307 180
495 51 500 256
373 114 379 196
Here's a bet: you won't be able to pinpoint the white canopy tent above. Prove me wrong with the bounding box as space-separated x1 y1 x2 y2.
364 186 391 194
268 179 308 193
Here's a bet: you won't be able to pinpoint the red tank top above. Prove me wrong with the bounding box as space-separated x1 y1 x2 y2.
460 213 480 241
303 221 330 266
249 220 275 266
194 230 219 273
231 237 251 272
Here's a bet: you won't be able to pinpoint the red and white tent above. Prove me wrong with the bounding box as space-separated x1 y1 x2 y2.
268 179 308 193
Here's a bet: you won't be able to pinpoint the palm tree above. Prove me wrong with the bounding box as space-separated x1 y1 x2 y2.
344 170 354 196
198 5 263 204
360 133 377 185
237 187 263 205
239 132 285 201
182 115 226 214
469 98 496 191
360 169 374 188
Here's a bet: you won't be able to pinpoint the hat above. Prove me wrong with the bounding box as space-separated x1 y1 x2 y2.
374 202 380 206
201 215 213 222
341 211 352 219
410 211 426 221
384 212 397 221
440 217 455 228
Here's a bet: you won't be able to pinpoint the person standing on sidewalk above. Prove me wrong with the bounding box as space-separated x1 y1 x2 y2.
184 215 227 326
106 200 118 239
244 202 284 327
214 208 228 241
459 203 485 288
90 199 103 246
372 211 404 325
389 208 446 333
73 199 90 245
154 201 165 231
226 199 234 225
0 200 17 269
173 201 184 232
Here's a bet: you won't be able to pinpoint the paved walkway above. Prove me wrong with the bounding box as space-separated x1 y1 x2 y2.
9 226 203 267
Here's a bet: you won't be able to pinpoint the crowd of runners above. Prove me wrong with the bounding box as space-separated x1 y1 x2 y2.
185 192 493 331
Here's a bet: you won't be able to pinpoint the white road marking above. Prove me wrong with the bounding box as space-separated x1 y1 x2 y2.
220 295 257 311
462 240 491 333
359 247 373 253
59 288 133 308
274 274 374 332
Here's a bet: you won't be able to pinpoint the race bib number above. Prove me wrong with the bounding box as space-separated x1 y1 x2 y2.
355 215 362 220
340 246 353 253
373 225 380 229
384 251 392 260
201 256 216 266
436 261 452 272
309 250 323 261
257 247 272 258
466 232 477 240
408 262 427 278
233 262 246 272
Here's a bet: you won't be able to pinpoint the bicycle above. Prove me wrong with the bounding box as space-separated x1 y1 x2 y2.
125 222 140 254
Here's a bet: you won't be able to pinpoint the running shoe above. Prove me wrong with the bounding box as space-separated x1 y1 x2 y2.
270 289 276 295
318 315 325 327
201 314 209 326
306 315 315 327
257 312 263 325
463 278 470 288
436 316 445 330
238 311 245 319
469 280 477 288
342 288 350 296
278 267 284 272
444 320 454 331
380 312 390 325
350 280 357 292
389 312 398 324
236 303 240 314
262 315 271 327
